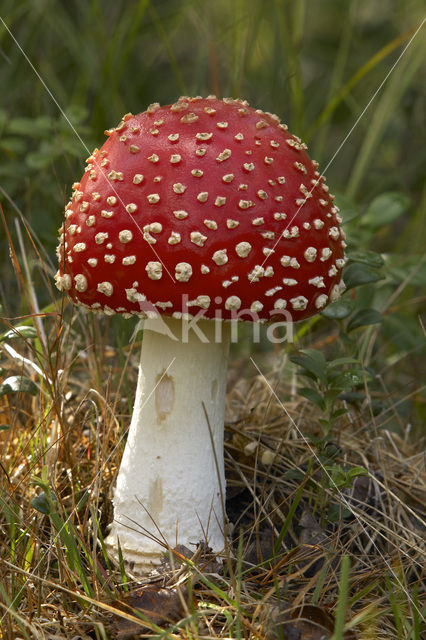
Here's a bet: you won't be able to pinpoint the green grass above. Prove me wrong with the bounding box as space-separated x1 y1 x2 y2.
0 1 425 638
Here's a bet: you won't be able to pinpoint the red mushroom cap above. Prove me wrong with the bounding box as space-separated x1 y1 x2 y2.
55 96 346 322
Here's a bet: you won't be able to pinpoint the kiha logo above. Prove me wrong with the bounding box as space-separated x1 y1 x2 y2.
133 294 294 344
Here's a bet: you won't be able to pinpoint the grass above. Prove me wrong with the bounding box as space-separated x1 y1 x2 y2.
0 1 425 638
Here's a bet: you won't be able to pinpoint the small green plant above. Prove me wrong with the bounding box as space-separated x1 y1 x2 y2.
289 348 370 520
290 348 370 440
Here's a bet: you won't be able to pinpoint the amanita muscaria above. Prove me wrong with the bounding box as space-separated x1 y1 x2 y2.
55 96 346 572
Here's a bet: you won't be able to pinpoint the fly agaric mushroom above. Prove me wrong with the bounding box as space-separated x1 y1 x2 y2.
55 96 346 572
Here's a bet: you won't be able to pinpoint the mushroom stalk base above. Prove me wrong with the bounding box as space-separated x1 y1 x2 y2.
105 316 230 574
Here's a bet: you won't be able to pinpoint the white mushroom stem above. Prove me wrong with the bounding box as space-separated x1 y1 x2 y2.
105 315 231 573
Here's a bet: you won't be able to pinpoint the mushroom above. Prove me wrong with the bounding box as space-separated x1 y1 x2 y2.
55 96 346 573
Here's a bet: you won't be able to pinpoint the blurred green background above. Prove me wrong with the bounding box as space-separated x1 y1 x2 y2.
0 1 425 424
1 1 424 282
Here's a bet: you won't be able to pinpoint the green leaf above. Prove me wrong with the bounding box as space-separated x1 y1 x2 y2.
30 476 50 491
290 349 327 383
347 308 382 332
62 105 89 126
0 424 10 431
330 408 348 421
347 250 385 268
328 357 360 368
318 418 332 434
0 376 37 397
31 492 51 515
361 192 410 230
1 325 37 342
347 466 368 479
343 263 384 289
9 116 52 137
385 254 426 287
283 469 305 481
299 387 325 410
324 388 342 402
338 370 366 388
328 504 353 522
321 299 355 320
